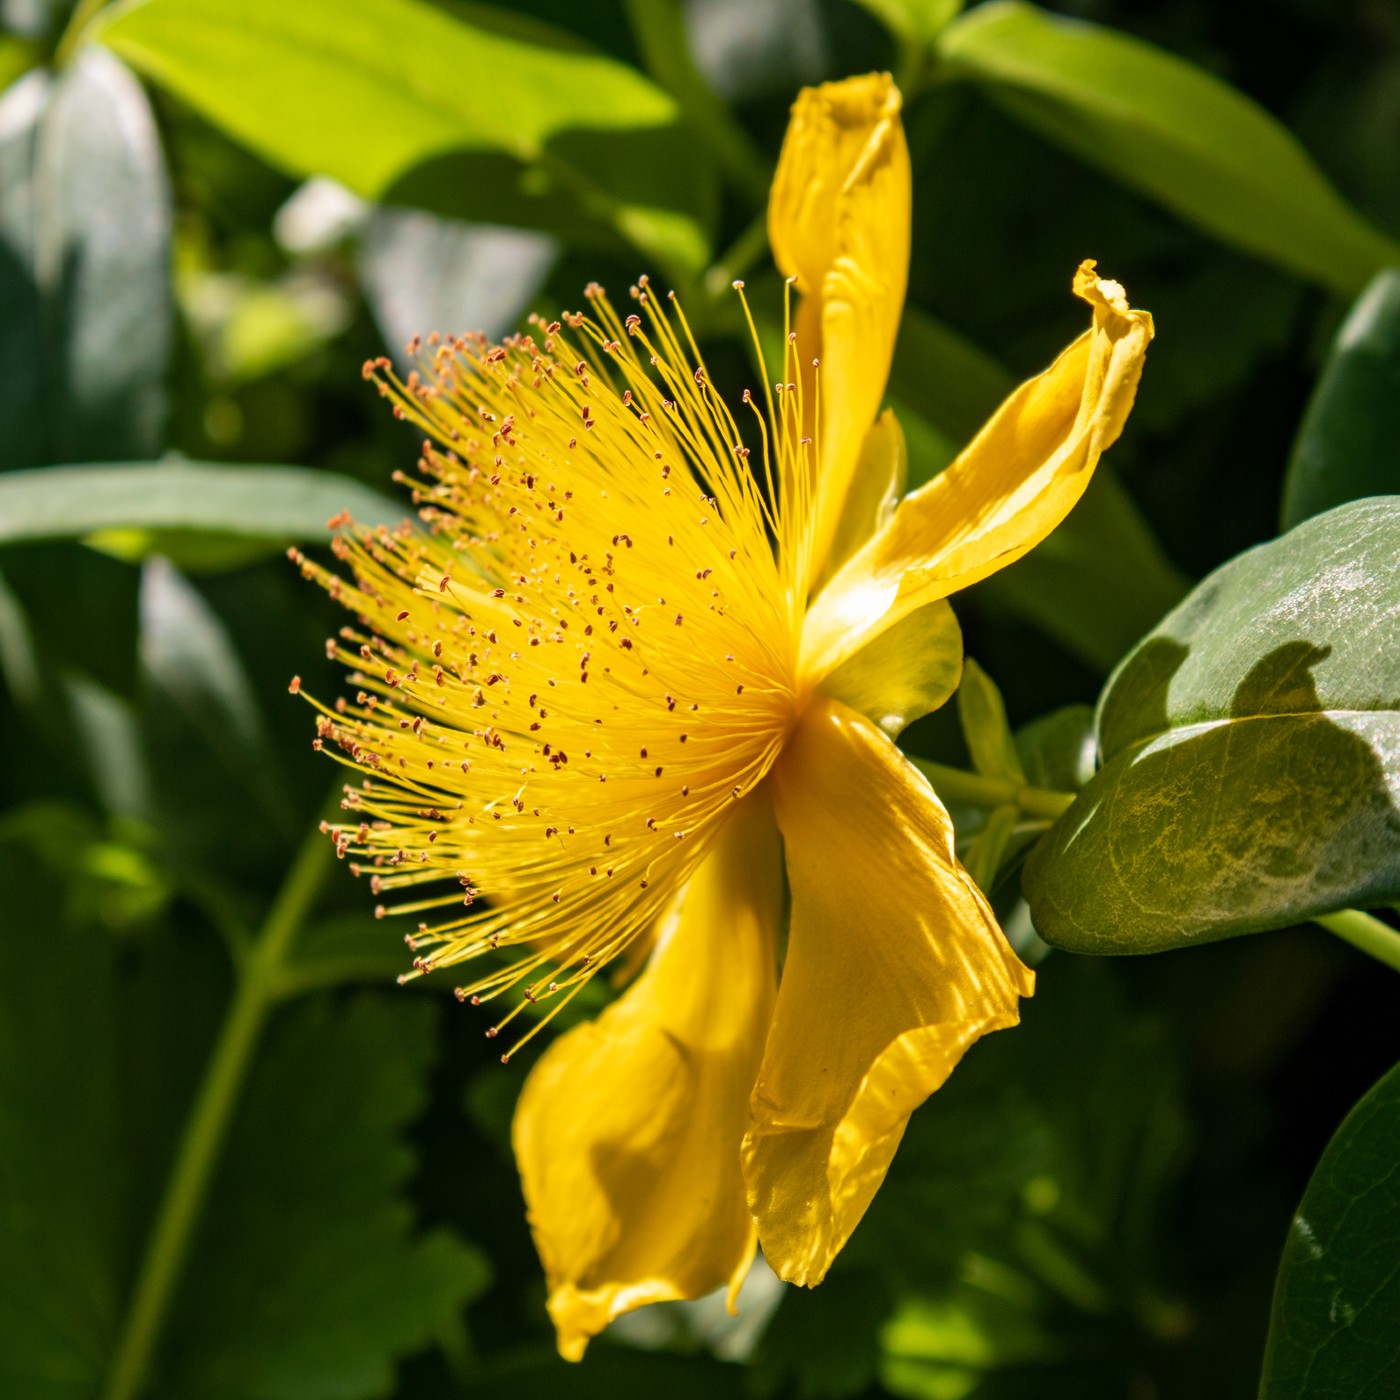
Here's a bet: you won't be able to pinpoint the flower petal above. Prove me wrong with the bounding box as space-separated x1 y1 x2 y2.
770 73 911 580
800 262 1153 684
744 697 1033 1287
513 793 782 1360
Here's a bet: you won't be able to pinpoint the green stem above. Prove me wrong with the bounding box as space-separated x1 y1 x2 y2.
621 0 771 203
1316 908 1400 973
101 817 334 1400
54 0 108 65
913 759 1076 821
703 210 770 300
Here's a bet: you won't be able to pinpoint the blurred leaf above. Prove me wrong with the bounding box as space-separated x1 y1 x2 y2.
63 669 152 820
1282 269 1400 530
1014 704 1094 794
97 0 715 276
139 557 294 876
957 659 1025 782
0 849 487 1400
459 1347 751 1398
0 462 408 567
1259 1057 1400 1400
285 910 414 993
0 48 172 470
358 205 555 358
852 0 962 45
683 0 827 104
979 468 1190 674
893 305 1015 463
936 1 1400 294
1026 498 1400 955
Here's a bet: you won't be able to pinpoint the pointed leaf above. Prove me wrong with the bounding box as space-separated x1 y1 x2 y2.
937 1 1400 293
1282 269 1400 530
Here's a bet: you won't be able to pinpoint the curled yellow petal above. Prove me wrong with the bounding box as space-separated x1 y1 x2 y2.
512 794 782 1360
770 72 911 581
800 261 1153 685
744 697 1032 1287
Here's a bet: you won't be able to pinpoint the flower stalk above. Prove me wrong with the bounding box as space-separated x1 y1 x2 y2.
1315 907 1400 974
913 758 1077 821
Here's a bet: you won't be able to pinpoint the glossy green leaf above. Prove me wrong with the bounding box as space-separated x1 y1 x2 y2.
96 0 714 276
1025 498 1400 954
1015 704 1095 795
0 462 408 563
936 1 1400 294
1282 269 1400 530
1260 1058 1400 1400
0 48 172 470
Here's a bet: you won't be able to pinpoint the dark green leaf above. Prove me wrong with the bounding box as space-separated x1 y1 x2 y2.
0 462 408 562
0 48 172 469
0 849 486 1399
153 994 489 1399
852 0 963 45
1282 269 1400 530
1015 704 1095 794
1025 498 1400 954
1260 1058 1400 1400
97 0 714 276
979 467 1190 674
936 1 1400 293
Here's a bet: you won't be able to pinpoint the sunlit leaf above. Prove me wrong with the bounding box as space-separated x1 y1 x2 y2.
1260 1057 1400 1400
96 0 714 276
1282 268 1400 530
937 1 1400 293
0 462 409 568
1025 498 1400 953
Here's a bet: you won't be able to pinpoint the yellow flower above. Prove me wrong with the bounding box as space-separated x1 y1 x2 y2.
294 73 1152 1362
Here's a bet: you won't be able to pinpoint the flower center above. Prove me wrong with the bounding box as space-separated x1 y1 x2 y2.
294 280 814 1052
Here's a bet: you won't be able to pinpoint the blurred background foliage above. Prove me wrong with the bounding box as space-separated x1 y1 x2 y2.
1 0 1398 1397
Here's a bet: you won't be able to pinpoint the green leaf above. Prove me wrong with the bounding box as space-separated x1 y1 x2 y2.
1282 269 1400 530
0 852 487 1399
851 0 963 46
936 1 1400 294
957 659 1025 782
153 994 489 1399
979 468 1191 675
1014 704 1095 795
96 0 714 276
0 462 408 566
138 557 296 878
0 49 172 470
1260 1058 1400 1400
1025 498 1400 954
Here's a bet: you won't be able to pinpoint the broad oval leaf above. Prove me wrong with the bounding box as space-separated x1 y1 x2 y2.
1282 269 1400 531
1260 1058 1400 1400
1025 498 1400 953
95 0 714 276
0 462 408 559
936 1 1400 294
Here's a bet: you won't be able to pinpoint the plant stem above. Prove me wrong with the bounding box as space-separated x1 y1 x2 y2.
913 759 1076 821
1315 908 1400 973
54 0 108 65
621 0 772 203
101 817 334 1400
